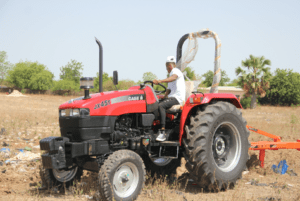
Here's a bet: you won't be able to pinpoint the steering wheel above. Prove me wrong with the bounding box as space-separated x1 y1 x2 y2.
143 81 167 95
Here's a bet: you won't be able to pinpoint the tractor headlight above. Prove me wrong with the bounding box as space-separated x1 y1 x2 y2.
72 109 80 116
59 108 90 117
60 109 66 117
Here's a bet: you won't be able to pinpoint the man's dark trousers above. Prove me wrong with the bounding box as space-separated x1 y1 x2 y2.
158 97 179 128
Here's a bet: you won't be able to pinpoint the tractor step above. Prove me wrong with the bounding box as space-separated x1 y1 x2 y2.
159 141 179 146
159 141 179 158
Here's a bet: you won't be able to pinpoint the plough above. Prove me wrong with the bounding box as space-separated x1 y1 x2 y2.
247 125 300 168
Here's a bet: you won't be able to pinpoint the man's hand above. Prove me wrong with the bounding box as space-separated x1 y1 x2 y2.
153 79 161 85
163 89 171 100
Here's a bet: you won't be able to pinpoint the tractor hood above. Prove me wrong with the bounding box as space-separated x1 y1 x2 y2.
59 86 153 116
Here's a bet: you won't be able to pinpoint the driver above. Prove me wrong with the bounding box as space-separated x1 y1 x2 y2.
153 56 185 141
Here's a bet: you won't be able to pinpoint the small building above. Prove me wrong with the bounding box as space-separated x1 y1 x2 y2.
0 85 13 93
199 86 245 99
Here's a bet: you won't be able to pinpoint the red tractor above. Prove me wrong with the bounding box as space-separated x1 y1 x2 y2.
40 31 250 201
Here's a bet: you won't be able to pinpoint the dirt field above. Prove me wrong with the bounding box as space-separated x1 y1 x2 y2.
0 93 300 200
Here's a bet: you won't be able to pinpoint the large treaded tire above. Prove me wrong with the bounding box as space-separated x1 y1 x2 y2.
98 150 146 201
183 101 250 190
39 166 83 190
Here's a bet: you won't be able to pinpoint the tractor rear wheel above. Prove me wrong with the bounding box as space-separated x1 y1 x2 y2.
183 101 250 190
98 150 145 201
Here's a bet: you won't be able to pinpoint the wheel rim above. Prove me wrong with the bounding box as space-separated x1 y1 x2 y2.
212 122 241 172
52 167 78 182
151 157 173 166
113 162 139 198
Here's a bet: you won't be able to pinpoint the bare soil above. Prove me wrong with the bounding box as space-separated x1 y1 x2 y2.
0 93 300 200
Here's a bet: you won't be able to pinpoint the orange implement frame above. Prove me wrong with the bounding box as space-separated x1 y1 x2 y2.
247 125 300 168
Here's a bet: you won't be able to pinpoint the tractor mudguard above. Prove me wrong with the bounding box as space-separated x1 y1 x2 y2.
179 93 242 144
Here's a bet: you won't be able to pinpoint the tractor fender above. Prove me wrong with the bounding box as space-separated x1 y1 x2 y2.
179 93 242 145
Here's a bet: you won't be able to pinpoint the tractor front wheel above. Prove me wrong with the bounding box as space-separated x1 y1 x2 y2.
98 150 146 201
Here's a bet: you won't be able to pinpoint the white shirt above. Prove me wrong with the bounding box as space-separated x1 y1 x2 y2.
167 68 185 105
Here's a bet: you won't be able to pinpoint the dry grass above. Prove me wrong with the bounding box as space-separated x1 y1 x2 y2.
1 93 300 200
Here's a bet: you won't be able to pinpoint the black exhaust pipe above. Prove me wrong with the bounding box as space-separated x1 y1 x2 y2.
95 37 103 93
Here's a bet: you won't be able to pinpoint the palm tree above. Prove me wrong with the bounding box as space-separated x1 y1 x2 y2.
236 55 272 109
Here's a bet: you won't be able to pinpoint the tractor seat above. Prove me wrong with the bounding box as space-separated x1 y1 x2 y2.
166 104 183 114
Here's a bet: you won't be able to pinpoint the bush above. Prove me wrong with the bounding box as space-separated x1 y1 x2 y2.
240 96 251 109
103 80 115 91
101 79 136 92
154 83 167 92
28 70 54 90
117 80 135 90
7 61 54 90
92 72 112 92
52 80 79 91
258 69 300 106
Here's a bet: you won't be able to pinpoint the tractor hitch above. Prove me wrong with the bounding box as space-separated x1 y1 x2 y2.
247 125 300 168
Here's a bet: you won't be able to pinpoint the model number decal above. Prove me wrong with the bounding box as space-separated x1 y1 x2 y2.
94 100 111 110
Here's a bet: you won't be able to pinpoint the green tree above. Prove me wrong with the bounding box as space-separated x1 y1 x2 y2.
201 70 230 87
52 80 78 91
102 79 136 92
258 69 300 106
117 79 136 90
240 95 252 109
7 61 54 90
142 72 157 81
236 55 271 109
29 70 54 90
0 51 13 83
93 72 112 92
141 72 167 92
183 67 196 80
227 78 240 86
136 80 143 85
60 60 83 84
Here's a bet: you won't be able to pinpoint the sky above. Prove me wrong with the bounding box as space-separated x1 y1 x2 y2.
1 0 300 83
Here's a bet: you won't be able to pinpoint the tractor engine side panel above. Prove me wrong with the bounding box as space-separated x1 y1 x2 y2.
59 90 147 116
93 100 146 116
59 116 117 141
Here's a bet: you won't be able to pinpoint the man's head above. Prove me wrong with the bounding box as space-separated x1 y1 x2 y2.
166 56 176 73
